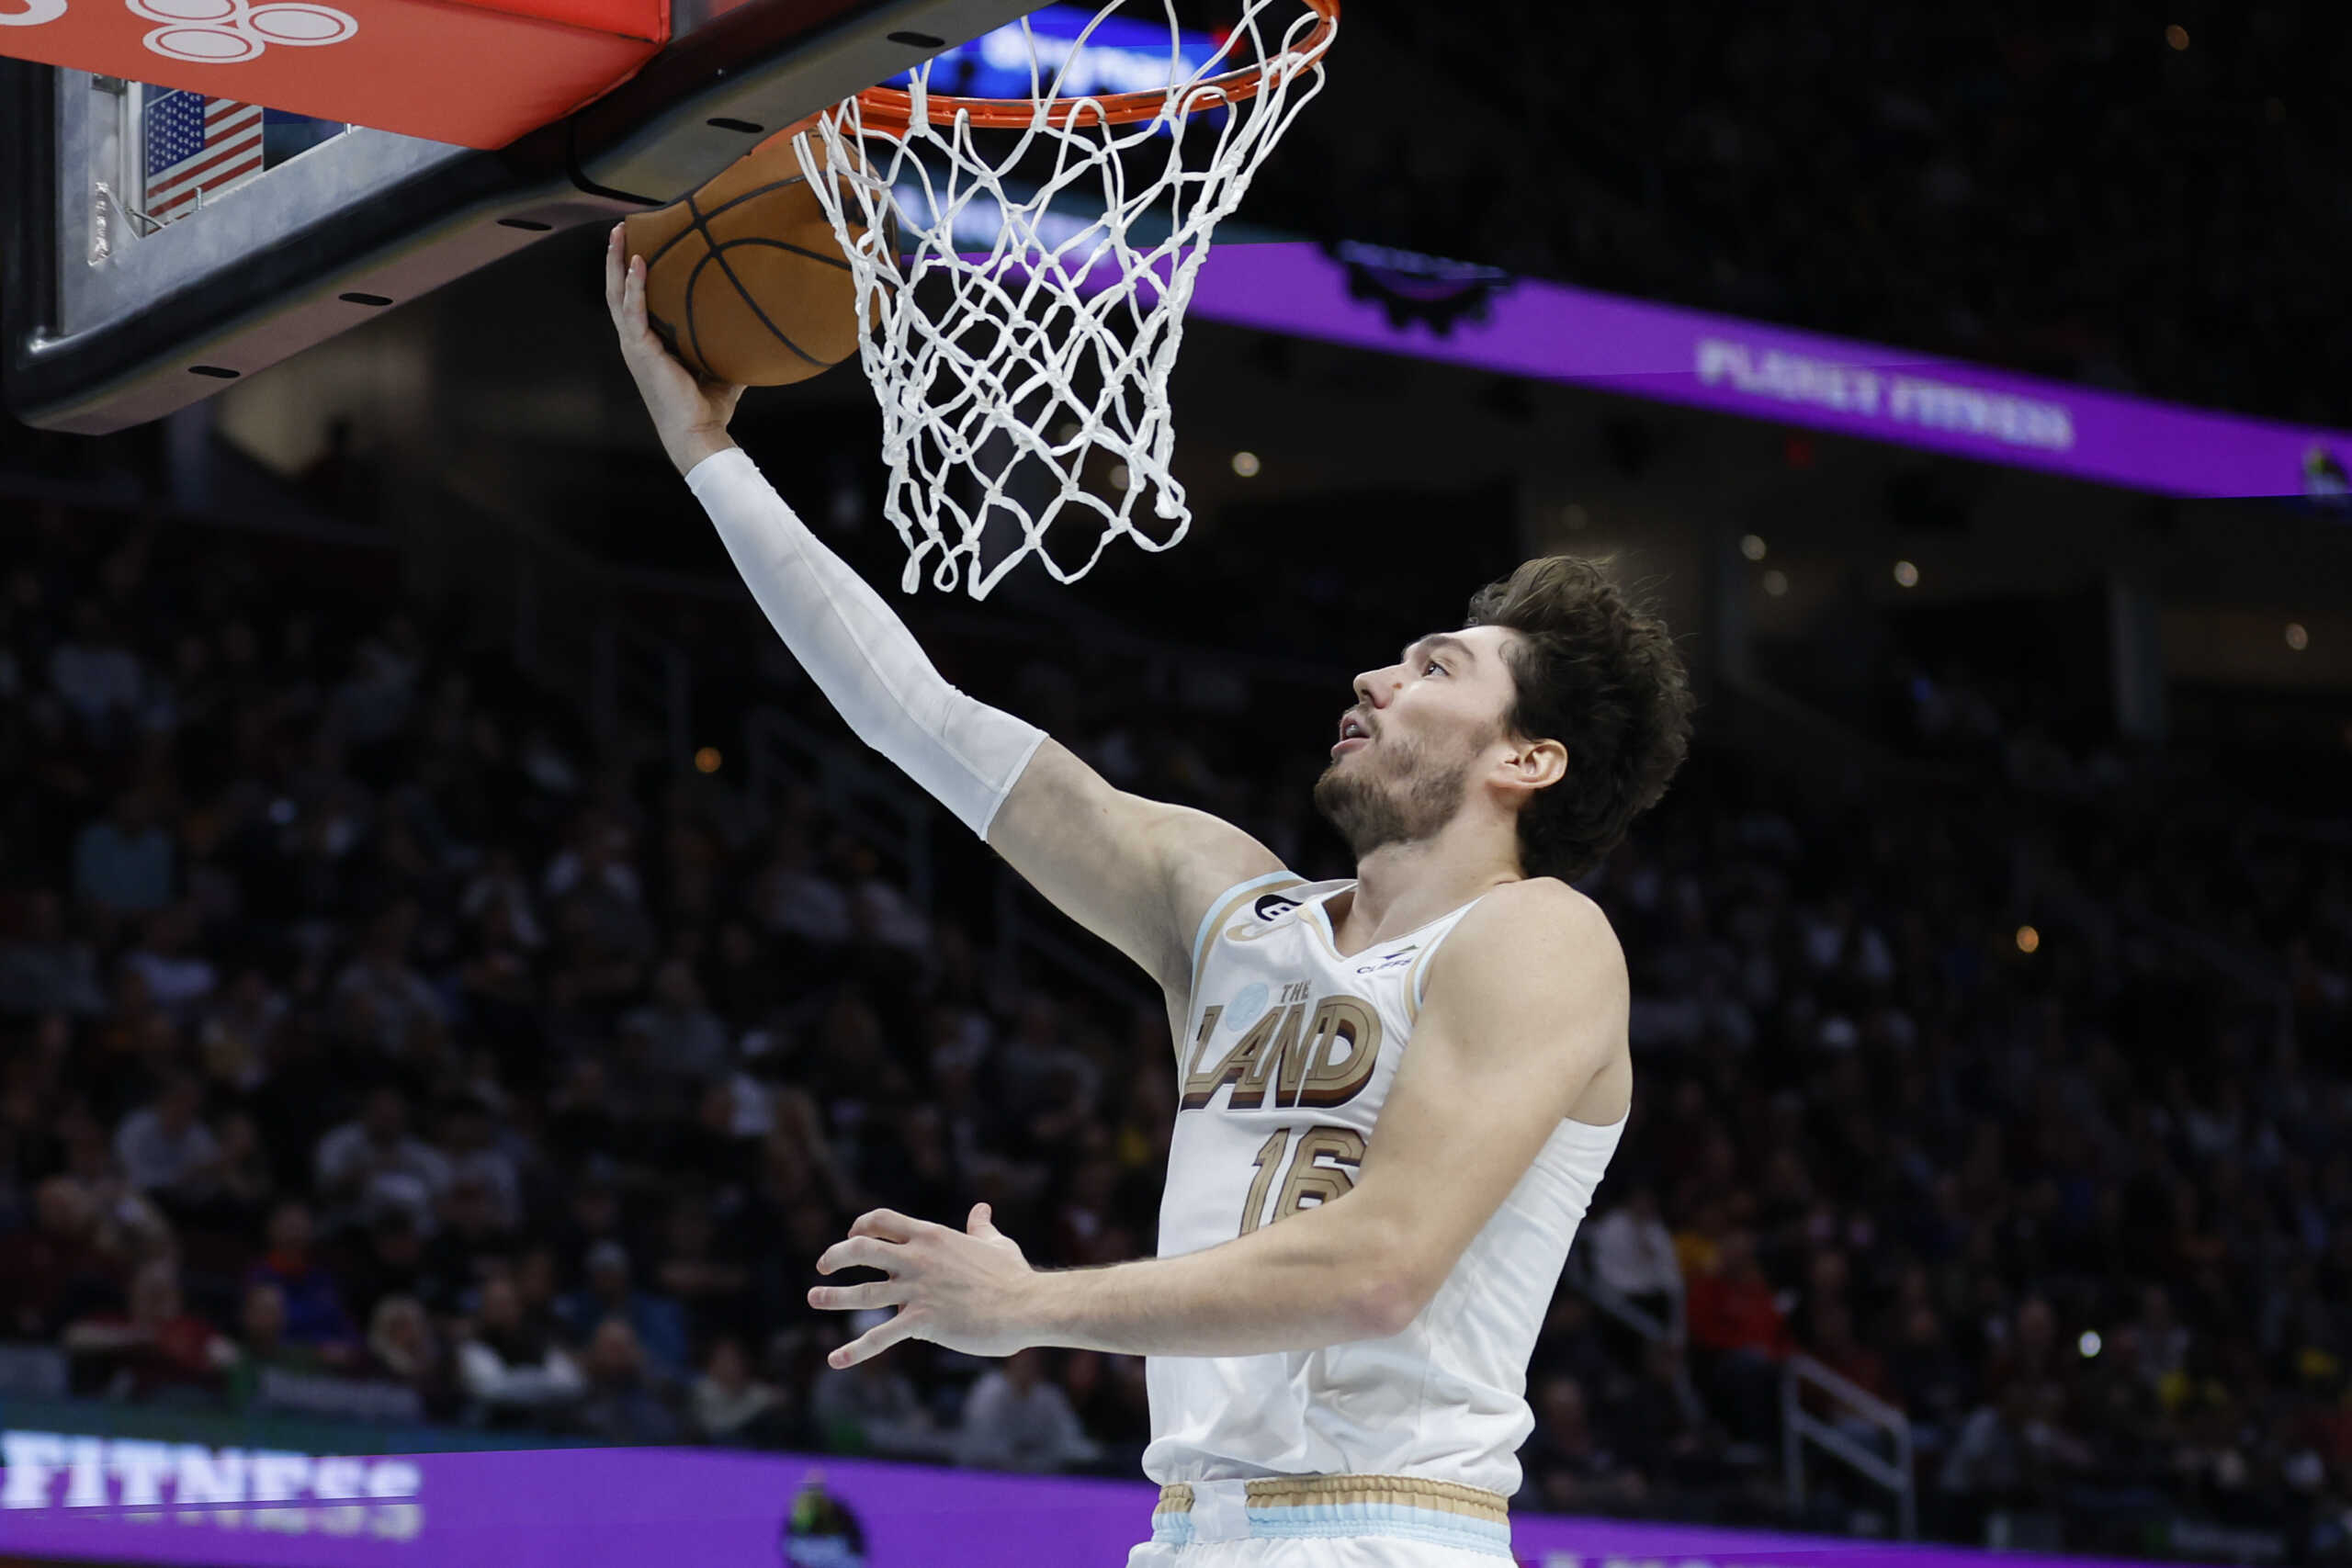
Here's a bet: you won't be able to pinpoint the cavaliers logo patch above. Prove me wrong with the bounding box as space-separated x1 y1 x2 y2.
1227 893 1304 943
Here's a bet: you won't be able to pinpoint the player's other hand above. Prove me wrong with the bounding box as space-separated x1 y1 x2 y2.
810 1203 1037 1368
604 222 745 477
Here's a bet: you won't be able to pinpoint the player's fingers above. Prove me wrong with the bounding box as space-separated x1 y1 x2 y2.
967 1201 997 1238
829 1309 922 1371
807 1279 908 1312
603 224 624 318
848 1208 922 1243
621 254 649 335
815 1235 899 1276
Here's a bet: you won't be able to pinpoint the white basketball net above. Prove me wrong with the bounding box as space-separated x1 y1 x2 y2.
795 2 1333 597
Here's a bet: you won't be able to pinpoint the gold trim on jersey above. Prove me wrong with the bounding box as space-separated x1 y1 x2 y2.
1152 1473 1510 1525
1403 939 1443 1026
1297 896 1343 959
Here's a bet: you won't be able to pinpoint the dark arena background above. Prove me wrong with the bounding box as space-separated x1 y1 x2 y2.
3 4 2351 1567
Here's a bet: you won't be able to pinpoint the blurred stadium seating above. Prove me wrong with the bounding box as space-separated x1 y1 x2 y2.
0 460 2344 1557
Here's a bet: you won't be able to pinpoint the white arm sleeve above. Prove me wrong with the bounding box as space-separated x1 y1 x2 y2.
685 446 1047 839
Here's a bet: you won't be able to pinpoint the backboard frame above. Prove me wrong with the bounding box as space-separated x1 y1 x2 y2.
3 0 1046 434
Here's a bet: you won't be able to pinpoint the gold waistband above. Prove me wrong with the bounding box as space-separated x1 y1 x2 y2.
1154 1473 1510 1525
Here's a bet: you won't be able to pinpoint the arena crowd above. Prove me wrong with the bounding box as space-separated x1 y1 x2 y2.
0 494 2347 1559
1288 4 2349 428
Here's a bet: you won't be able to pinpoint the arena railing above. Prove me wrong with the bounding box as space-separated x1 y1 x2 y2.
1781 1349 1917 1540
1560 1245 1686 1347
742 704 937 913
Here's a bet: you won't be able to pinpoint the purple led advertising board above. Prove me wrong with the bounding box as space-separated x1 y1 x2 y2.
0 1428 2198 1568
1184 242 2352 502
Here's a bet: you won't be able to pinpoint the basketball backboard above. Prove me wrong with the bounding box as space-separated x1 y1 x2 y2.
2 0 1050 434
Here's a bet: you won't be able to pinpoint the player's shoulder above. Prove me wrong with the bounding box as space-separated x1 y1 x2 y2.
1442 876 1625 987
1471 874 1617 941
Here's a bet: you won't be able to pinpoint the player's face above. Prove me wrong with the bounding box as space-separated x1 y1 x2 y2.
1312 625 1522 856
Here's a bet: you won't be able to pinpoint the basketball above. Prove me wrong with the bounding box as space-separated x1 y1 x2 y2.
622 133 871 387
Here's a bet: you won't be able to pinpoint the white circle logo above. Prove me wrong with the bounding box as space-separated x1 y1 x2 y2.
0 0 71 25
128 0 356 62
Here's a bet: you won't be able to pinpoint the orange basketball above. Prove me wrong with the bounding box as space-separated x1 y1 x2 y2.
623 135 874 387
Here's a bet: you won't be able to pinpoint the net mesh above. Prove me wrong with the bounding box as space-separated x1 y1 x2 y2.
795 2 1332 598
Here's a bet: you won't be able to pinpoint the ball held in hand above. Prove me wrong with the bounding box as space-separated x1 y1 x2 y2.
621 134 875 387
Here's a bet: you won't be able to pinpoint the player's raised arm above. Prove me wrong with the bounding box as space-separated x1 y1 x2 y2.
604 225 1280 993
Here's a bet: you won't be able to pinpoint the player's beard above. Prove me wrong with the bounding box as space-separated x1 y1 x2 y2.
1312 734 1475 860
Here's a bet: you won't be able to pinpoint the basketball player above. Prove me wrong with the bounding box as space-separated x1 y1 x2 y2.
605 225 1693 1565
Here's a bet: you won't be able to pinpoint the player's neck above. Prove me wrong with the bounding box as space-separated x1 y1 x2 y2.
1337 820 1521 956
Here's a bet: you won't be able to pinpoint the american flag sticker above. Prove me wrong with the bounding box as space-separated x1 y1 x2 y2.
142 89 266 225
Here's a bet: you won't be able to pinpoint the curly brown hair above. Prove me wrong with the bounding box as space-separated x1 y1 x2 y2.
1464 556 1694 883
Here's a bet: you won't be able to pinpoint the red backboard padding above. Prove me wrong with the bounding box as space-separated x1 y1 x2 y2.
0 0 669 149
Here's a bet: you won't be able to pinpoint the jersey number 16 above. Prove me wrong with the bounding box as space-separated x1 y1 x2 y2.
1239 1124 1366 1235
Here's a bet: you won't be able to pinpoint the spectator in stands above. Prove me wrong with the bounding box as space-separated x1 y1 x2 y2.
954 1348 1099 1473
0 1175 128 1339
690 1335 791 1446
111 1073 222 1214
1059 1349 1151 1469
244 1199 355 1352
1799 1298 1897 1450
204 1111 275 1230
573 1317 681 1444
653 1192 751 1344
1586 1183 1683 1357
459 848 546 951
337 1207 428 1330
195 971 283 1095
752 825 851 952
72 788 174 919
331 905 447 1061
1939 1381 2096 1536
436 1099 523 1232
1609 1336 1729 1503
48 602 144 742
1983 1294 2070 1404
456 1273 584 1426
313 1088 450 1233
62 1257 232 1402
1684 1228 1789 1444
1528 1287 1619 1399
2131 1284 2192 1393
225 1280 327 1409
2076 1324 2168 1483
557 1240 690 1376
809 1325 936 1458
621 958 730 1087
1515 1375 1649 1516
842 840 929 956
0 891 104 1017
1884 1302 1971 1446
864 1101 965 1224
119 904 216 1021
422 1174 514 1315
368 1294 456 1421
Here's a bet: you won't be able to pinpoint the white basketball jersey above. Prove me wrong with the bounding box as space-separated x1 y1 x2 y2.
1143 871 1628 1498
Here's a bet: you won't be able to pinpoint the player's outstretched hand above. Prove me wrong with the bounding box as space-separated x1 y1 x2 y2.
604 222 745 477
811 1203 1038 1368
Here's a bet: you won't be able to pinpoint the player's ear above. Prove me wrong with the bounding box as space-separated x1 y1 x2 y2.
1502 737 1568 795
